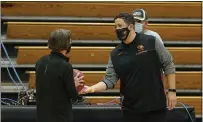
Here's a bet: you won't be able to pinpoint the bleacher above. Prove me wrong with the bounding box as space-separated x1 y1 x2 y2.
1 1 202 122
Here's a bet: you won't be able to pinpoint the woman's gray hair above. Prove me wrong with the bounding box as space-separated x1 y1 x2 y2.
48 29 71 51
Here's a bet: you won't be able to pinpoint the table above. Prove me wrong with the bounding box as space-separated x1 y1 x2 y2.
1 105 196 122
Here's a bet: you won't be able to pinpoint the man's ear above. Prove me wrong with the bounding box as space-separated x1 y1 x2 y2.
144 21 148 27
128 24 134 30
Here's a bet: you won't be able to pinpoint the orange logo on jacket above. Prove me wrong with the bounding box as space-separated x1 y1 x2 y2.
137 45 144 52
136 45 145 55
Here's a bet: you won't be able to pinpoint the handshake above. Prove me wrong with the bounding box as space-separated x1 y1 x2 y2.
73 69 94 94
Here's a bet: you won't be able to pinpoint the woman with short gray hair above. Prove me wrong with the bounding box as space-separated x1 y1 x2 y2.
36 29 84 122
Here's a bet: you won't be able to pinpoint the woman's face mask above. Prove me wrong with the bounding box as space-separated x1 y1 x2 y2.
66 41 72 54
134 23 144 33
66 45 71 54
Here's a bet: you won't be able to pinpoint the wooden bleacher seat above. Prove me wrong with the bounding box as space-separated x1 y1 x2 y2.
26 71 201 90
83 96 201 115
1 2 201 19
15 46 201 65
6 22 201 41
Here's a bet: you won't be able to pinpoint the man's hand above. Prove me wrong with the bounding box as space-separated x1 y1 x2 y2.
167 92 177 110
74 72 84 87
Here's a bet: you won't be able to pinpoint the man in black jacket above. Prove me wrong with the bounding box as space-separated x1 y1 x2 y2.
81 13 177 122
36 29 84 122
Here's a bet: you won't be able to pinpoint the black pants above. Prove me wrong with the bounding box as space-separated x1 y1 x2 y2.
123 109 167 122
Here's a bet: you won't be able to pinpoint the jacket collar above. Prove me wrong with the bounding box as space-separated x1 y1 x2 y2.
50 51 69 62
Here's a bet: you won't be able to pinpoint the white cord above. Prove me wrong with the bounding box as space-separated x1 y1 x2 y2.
1 58 21 92
178 102 194 122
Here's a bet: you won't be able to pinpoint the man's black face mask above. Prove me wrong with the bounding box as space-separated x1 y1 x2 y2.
115 27 130 41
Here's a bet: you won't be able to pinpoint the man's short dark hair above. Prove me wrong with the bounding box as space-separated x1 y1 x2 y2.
48 29 71 51
114 12 135 26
